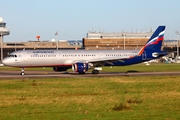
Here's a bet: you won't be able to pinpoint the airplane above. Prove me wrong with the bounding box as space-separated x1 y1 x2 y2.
2 26 167 75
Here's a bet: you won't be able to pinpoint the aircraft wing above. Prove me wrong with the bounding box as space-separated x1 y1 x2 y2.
73 56 131 66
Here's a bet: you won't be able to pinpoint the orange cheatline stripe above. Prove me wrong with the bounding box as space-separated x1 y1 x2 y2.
138 46 145 56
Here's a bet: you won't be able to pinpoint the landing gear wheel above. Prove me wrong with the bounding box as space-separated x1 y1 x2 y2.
21 72 25 76
21 68 25 76
92 70 99 74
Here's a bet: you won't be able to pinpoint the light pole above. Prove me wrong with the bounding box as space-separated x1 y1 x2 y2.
55 31 59 50
175 31 180 58
123 32 126 50
0 32 3 61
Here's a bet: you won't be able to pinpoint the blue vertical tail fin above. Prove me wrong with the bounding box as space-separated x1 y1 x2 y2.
138 26 165 55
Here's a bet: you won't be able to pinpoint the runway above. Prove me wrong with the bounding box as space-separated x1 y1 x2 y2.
0 70 180 79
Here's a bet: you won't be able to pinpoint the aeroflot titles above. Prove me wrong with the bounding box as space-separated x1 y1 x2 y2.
33 51 54 53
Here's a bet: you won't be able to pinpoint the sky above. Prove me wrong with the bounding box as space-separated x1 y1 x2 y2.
0 0 180 42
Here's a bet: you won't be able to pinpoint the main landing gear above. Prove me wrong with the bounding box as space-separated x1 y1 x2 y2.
20 68 25 75
92 69 99 74
92 67 102 74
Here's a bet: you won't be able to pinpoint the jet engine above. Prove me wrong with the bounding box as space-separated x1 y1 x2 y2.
72 62 89 74
53 66 71 72
152 52 158 58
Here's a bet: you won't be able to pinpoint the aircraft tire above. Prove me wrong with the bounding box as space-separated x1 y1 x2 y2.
21 72 25 76
92 70 99 74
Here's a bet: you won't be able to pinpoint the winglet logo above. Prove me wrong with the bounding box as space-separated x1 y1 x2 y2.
138 30 165 56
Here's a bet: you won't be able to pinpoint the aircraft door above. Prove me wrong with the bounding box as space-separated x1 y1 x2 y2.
100 52 105 60
57 51 63 62
22 51 28 63
142 51 147 60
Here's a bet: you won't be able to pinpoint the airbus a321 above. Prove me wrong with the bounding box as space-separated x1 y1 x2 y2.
2 26 167 75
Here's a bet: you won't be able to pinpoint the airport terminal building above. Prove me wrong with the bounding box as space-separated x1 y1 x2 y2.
83 29 153 50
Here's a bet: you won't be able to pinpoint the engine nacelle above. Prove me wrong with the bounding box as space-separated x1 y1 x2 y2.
53 66 71 72
152 52 158 58
72 62 89 73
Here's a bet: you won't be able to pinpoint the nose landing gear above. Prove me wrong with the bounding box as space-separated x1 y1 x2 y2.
20 68 25 75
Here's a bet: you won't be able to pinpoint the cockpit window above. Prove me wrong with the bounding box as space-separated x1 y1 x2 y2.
8 55 17 57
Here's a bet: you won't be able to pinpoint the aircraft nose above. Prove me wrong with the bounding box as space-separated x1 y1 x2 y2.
2 58 10 66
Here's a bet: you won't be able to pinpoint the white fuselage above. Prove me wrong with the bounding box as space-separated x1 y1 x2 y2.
2 49 139 67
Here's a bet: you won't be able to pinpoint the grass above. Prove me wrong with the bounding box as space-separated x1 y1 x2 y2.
0 76 180 119
0 63 180 119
